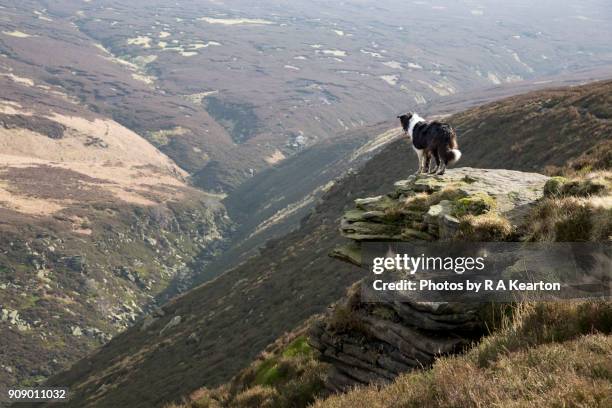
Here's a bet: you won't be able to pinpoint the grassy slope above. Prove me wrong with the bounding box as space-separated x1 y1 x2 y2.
314 306 612 408
39 80 612 408
172 302 612 408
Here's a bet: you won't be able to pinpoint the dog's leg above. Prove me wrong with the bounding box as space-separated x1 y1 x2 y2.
413 149 424 175
429 152 440 174
420 152 427 174
436 161 446 175
424 153 432 174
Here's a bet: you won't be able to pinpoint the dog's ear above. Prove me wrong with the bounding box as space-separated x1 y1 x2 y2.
397 115 400 118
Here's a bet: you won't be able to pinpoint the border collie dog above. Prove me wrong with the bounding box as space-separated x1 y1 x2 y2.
397 112 462 175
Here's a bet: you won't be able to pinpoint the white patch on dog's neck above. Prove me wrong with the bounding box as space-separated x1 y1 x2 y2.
407 113 425 138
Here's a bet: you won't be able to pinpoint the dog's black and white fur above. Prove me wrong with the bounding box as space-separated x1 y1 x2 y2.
397 112 461 175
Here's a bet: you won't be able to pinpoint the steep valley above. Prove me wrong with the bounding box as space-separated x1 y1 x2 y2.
0 96 232 397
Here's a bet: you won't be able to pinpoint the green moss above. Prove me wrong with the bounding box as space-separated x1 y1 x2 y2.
282 336 313 358
253 359 282 386
452 192 496 217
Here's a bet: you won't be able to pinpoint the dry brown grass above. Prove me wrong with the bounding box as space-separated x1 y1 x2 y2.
525 196 612 242
544 172 611 198
313 301 612 408
232 386 279 408
474 302 612 367
325 282 367 335
527 168 611 241
456 213 513 241
315 335 611 408
0 104 194 215
326 302 367 335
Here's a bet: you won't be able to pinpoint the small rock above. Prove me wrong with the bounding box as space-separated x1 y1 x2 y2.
159 315 181 335
8 310 19 324
187 332 200 344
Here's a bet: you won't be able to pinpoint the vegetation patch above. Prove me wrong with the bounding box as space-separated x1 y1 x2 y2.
282 336 314 359
543 176 569 197
525 196 611 242
544 175 609 198
475 301 612 367
547 139 612 175
171 327 329 408
326 284 367 335
455 213 513 241
147 126 190 148
452 192 496 217
327 302 367 335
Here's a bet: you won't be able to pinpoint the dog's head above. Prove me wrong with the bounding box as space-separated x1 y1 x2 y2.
397 113 414 133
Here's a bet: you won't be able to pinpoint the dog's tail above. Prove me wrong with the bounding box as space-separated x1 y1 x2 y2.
448 149 462 165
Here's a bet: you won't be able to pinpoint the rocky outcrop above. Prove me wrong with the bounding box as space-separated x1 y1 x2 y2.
339 167 547 245
310 168 549 391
